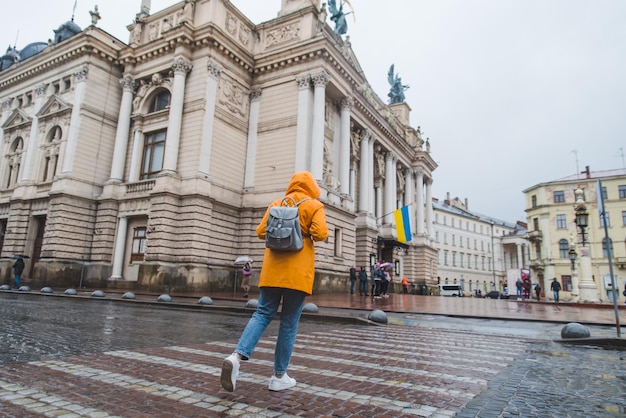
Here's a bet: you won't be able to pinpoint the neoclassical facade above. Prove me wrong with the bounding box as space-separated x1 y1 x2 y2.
524 168 626 302
432 195 529 295
0 0 438 293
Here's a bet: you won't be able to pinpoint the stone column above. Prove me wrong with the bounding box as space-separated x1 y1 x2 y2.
20 83 47 182
404 168 414 232
368 137 375 214
425 177 434 237
516 243 524 268
162 57 192 174
416 169 425 235
128 128 143 182
295 75 311 172
384 152 396 225
244 89 261 189
198 59 222 176
109 75 135 183
358 130 370 213
110 216 128 280
310 71 329 181
61 66 89 175
375 184 382 224
338 96 352 195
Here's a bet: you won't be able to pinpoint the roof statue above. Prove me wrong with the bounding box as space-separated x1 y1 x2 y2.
328 0 352 36
387 64 409 104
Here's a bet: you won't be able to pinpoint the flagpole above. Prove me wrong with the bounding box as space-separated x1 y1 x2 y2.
375 202 414 221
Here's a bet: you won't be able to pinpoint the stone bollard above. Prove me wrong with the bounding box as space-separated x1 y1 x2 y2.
122 292 136 299
157 294 172 302
198 296 213 305
302 302 319 313
245 299 259 309
368 309 388 324
65 288 78 295
91 290 105 298
40 287 53 294
561 322 591 339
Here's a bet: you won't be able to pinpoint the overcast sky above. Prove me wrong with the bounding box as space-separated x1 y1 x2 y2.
2 0 625 222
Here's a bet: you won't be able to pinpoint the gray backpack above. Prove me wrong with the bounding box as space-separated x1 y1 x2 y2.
265 196 310 251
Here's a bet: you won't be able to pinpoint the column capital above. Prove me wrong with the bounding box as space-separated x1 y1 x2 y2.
207 59 223 79
120 75 136 92
311 70 330 88
249 89 262 102
73 65 89 82
416 168 425 178
340 96 354 111
172 57 192 75
296 75 311 89
35 83 48 97
1 98 11 111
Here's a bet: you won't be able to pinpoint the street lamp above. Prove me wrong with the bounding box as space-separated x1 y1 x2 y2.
568 247 577 270
574 188 589 246
573 187 597 302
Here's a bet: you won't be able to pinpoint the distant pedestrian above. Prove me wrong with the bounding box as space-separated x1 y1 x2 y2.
380 268 390 298
12 258 24 289
522 278 532 300
550 278 561 302
534 283 541 301
401 277 409 294
220 171 328 393
349 265 357 294
358 267 368 296
515 278 523 300
371 263 383 298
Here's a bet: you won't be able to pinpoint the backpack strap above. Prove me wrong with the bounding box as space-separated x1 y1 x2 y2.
280 196 311 207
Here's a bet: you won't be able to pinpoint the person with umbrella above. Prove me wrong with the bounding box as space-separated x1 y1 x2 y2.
12 256 26 289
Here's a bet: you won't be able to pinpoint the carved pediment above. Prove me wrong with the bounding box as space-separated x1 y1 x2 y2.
1 109 32 131
37 95 72 121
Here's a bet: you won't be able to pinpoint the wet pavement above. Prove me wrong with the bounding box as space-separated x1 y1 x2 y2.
0 289 625 417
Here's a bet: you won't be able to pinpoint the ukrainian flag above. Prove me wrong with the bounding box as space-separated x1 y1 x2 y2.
394 205 412 243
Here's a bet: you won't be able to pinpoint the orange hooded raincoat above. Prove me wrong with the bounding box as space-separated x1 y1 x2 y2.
256 171 328 295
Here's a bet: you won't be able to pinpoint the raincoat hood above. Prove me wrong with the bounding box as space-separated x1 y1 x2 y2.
285 171 320 199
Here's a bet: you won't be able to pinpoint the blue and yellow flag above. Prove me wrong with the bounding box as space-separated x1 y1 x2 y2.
393 205 412 243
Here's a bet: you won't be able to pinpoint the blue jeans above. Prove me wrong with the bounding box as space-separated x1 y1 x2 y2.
235 287 306 375
14 274 20 288
350 280 356 294
553 291 559 302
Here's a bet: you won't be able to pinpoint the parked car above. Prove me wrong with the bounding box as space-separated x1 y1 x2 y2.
483 290 509 299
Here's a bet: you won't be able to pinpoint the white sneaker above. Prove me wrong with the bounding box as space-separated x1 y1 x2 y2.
220 353 240 392
268 373 296 391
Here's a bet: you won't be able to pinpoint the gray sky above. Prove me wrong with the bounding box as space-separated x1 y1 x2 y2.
3 0 625 222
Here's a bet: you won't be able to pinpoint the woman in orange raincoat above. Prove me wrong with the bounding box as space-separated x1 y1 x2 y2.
221 171 328 393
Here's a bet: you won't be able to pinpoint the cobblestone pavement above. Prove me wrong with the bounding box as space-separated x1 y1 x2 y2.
0 293 625 417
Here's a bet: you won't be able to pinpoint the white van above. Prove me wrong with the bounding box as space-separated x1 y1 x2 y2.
439 284 462 297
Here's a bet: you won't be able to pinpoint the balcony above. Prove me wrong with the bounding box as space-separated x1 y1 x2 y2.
616 257 626 269
527 230 542 242
126 179 155 195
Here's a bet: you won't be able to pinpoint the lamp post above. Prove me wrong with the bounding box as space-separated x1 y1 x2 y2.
574 187 598 302
568 242 579 302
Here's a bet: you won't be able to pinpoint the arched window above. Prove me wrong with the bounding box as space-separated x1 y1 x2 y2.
148 89 171 113
559 239 569 258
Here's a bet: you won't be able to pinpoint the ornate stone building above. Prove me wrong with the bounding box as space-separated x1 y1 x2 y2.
0 0 438 293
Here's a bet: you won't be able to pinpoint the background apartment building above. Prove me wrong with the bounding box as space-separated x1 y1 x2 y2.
0 0 441 294
432 194 528 295
524 167 626 302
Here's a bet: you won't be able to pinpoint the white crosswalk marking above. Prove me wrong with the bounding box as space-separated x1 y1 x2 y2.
0 325 532 417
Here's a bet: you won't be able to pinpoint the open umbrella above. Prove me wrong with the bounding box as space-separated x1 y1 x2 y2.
379 262 393 270
234 256 253 265
10 254 30 259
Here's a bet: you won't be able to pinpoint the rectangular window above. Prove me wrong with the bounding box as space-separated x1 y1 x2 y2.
334 228 342 257
553 191 565 203
459 252 464 267
140 130 166 179
444 250 449 266
531 195 537 208
556 214 567 229
535 242 541 259
533 218 539 230
619 185 626 199
0 219 6 254
601 186 607 200
561 275 572 292
452 251 457 267
600 212 610 228
130 227 147 262
452 234 456 246
622 211 626 226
